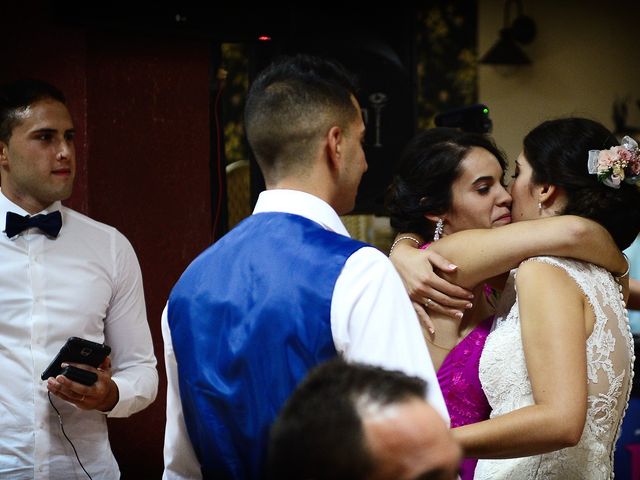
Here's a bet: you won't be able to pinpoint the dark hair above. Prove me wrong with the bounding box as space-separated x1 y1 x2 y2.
267 359 426 480
0 79 66 142
386 128 507 239
244 54 358 180
524 117 640 249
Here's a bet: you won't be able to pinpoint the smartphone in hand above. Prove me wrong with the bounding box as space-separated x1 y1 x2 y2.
41 337 111 385
59 365 99 386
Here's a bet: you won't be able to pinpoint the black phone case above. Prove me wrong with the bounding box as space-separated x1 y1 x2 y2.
60 365 98 386
41 337 111 381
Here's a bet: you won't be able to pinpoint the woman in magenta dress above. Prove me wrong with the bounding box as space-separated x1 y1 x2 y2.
385 129 508 479
385 128 625 479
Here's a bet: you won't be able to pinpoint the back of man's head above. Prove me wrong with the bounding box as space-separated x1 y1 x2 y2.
0 79 66 143
244 54 358 183
267 359 433 480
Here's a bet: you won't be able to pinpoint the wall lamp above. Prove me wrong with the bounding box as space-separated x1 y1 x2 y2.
480 0 536 65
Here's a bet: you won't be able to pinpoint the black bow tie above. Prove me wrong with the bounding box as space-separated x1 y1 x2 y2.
4 211 63 238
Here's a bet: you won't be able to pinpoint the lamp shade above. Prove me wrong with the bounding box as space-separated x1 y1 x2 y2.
480 28 531 65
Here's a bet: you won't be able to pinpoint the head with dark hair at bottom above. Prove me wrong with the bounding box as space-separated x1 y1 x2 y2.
268 359 461 480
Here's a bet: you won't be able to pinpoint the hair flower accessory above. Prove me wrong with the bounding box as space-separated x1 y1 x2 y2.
588 136 640 189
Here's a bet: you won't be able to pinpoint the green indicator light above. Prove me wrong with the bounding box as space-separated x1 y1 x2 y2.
483 108 489 114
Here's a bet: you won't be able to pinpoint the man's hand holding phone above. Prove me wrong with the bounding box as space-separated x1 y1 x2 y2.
46 357 119 411
42 337 120 411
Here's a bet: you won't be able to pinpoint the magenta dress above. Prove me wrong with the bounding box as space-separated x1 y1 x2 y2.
419 243 492 478
437 315 493 480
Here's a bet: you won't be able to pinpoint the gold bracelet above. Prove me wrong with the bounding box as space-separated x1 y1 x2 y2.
389 235 422 255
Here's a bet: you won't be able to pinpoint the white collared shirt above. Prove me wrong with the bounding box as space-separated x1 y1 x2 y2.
0 190 158 480
162 189 447 479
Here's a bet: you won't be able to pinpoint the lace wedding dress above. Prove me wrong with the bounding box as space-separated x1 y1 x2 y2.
475 257 635 479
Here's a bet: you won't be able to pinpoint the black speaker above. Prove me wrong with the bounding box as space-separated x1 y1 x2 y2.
435 103 493 134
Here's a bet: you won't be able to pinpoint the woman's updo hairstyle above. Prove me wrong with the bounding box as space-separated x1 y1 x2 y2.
386 128 507 239
524 117 640 250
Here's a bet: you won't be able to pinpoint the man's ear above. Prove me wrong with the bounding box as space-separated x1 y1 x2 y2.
326 126 342 171
0 142 8 168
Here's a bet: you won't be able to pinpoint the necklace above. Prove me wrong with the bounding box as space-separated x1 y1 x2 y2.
425 335 456 351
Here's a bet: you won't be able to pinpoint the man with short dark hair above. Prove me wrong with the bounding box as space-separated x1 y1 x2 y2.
268 359 461 480
162 55 448 479
0 79 158 479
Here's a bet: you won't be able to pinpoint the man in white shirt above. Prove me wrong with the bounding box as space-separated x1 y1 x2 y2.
0 79 158 479
162 54 449 479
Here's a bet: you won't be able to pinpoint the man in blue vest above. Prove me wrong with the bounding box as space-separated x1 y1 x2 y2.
162 54 449 479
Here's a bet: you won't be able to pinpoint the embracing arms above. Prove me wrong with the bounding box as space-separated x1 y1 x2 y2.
391 215 626 292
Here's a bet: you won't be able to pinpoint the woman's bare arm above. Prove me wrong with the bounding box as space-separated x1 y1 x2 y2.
390 235 474 318
392 216 625 291
452 261 588 457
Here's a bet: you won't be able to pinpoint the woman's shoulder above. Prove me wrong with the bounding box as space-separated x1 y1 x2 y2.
516 256 615 299
515 256 579 284
519 255 606 276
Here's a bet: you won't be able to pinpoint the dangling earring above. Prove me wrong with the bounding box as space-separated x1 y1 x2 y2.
538 201 543 214
433 218 444 241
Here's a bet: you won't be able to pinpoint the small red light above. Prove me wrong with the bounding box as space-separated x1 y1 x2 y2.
258 35 272 42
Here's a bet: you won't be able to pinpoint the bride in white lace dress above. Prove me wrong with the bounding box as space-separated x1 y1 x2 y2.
452 118 638 479
390 118 637 478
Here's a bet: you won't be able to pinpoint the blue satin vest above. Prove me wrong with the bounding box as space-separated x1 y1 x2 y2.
168 212 367 479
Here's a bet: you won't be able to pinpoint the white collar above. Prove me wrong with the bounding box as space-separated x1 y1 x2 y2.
252 189 350 237
0 189 62 232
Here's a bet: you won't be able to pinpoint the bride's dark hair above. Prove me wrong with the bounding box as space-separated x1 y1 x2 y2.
386 128 507 239
524 117 640 249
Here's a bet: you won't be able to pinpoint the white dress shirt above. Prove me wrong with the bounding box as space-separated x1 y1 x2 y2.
0 191 158 480
162 189 448 479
